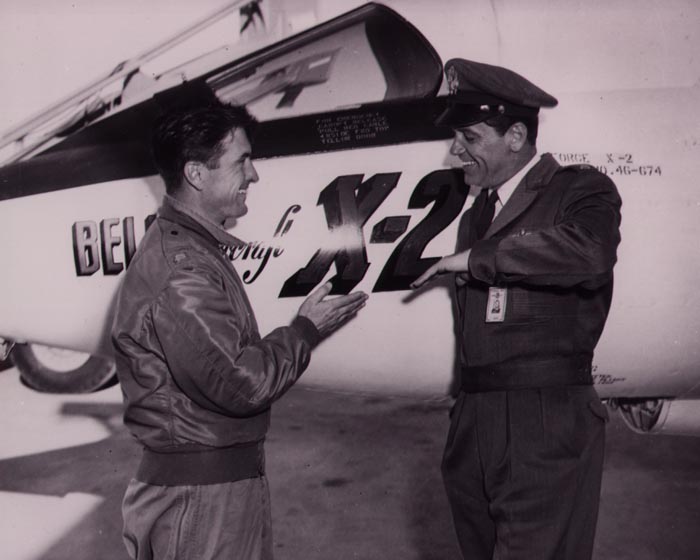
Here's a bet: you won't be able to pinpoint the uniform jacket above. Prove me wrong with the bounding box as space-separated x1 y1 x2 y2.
456 153 622 391
112 197 320 454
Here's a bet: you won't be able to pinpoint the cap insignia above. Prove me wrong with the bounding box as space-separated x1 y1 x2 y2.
447 66 459 95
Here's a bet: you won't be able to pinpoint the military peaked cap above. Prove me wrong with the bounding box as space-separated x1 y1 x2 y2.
436 58 558 127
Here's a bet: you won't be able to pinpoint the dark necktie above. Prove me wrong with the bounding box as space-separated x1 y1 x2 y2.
473 189 499 240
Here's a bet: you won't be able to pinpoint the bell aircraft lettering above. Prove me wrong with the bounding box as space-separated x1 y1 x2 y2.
69 169 469 294
279 168 467 295
72 216 152 276
71 205 298 283
223 203 300 284
280 172 400 297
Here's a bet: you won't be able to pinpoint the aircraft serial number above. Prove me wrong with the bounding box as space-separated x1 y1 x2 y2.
596 165 662 177
552 152 663 178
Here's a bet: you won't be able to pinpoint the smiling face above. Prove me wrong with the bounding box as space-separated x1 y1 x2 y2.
199 128 259 224
449 121 534 189
449 122 514 188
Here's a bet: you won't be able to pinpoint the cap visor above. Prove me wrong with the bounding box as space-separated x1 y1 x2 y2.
435 101 539 127
435 105 489 128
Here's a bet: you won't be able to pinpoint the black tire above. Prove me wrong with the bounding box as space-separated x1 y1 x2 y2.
12 343 117 393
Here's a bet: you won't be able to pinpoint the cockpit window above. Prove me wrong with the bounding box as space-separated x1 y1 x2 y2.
205 4 442 120
0 3 444 171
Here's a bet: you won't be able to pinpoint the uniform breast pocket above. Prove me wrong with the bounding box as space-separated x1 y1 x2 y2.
508 287 577 324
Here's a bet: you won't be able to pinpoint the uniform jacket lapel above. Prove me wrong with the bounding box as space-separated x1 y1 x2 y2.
456 154 561 322
484 153 561 239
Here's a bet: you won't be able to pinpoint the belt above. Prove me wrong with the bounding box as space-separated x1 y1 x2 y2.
136 440 265 486
461 356 593 392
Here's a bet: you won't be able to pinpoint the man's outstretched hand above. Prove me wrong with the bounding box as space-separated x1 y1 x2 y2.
298 282 368 338
410 250 472 289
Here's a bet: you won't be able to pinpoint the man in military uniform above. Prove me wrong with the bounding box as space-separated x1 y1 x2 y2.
412 59 622 559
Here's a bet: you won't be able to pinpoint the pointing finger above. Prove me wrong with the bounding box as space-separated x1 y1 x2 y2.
410 266 438 289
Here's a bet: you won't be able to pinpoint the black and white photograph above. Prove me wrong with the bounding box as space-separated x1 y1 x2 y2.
1 1 699 559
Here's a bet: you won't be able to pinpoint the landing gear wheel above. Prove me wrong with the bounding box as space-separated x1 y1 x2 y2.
12 343 117 393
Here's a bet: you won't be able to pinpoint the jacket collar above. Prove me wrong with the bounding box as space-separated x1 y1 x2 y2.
159 195 246 250
485 153 560 238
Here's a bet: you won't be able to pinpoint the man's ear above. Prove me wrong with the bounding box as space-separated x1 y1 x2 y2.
507 122 528 152
183 161 205 191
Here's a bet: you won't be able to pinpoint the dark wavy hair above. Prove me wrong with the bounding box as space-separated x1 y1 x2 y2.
483 114 538 145
151 102 258 194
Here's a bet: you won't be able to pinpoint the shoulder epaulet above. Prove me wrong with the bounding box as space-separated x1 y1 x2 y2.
161 224 195 267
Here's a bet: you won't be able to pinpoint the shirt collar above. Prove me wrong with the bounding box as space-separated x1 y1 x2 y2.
162 195 246 249
493 150 539 206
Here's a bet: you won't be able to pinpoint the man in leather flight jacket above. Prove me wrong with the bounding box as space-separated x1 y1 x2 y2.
112 103 367 560
412 59 622 560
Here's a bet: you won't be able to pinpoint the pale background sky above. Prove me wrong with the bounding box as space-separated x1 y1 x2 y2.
0 0 237 132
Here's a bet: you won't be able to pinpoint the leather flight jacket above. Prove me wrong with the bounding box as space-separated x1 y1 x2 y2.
112 197 320 484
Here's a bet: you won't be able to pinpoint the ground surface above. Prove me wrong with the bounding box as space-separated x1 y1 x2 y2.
1 367 699 560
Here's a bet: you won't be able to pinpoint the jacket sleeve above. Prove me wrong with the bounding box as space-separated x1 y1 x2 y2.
469 171 622 290
150 263 320 417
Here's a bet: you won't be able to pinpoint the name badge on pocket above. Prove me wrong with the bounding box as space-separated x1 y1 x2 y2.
486 287 507 323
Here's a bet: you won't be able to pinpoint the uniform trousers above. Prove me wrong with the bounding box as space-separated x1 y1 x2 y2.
442 385 608 560
122 476 273 560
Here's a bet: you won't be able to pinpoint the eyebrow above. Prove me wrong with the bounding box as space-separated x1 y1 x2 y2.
456 128 481 137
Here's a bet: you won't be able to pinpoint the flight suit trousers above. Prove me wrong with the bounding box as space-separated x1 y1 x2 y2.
122 476 273 560
442 385 608 560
